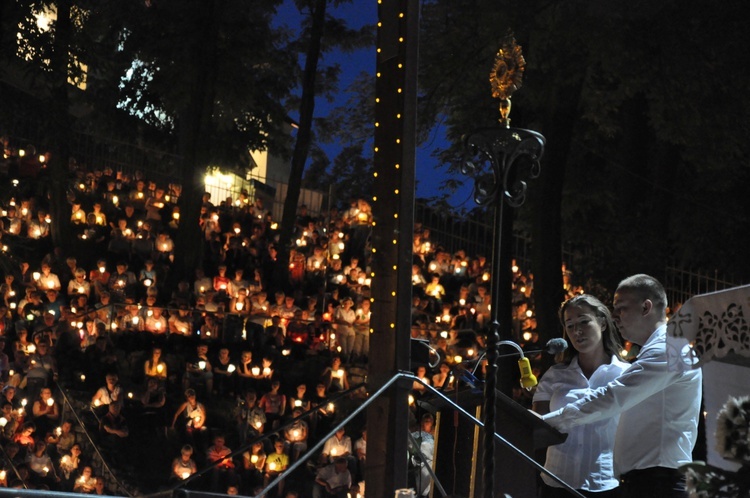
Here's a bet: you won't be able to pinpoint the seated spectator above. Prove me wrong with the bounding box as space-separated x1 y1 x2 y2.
58 443 84 490
212 346 235 397
242 441 266 492
73 465 97 493
206 433 236 491
283 407 309 461
313 457 352 498
32 387 60 437
182 343 213 395
236 390 266 444
100 401 129 448
321 356 349 393
321 428 354 468
91 373 121 413
26 439 59 487
171 444 197 481
264 439 289 496
47 418 76 458
259 380 286 432
171 388 207 445
143 347 167 382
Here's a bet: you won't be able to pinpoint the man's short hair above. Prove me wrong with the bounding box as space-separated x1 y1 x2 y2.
617 274 668 314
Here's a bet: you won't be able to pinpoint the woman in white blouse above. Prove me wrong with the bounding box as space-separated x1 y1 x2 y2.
532 294 629 498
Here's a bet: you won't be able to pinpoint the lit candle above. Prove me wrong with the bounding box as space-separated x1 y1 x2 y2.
255 421 262 429
157 364 164 374
294 399 302 407
262 367 271 376
251 367 260 376
198 361 206 370
47 398 55 406
181 472 190 479
251 455 259 464
227 364 236 373
268 462 277 471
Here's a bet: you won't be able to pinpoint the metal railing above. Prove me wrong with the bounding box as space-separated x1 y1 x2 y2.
170 373 583 498
664 266 746 311
55 384 135 497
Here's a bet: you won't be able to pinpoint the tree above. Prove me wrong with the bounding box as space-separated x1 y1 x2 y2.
415 0 750 345
113 0 298 283
276 0 373 286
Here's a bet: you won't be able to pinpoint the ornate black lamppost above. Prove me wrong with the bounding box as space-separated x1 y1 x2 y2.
461 34 546 498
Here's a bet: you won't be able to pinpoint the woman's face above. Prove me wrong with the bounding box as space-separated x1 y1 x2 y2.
563 305 605 357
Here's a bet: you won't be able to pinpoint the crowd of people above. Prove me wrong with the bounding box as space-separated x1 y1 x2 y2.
0 160 573 496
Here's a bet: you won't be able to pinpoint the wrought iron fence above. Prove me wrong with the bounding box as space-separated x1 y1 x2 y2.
663 266 746 311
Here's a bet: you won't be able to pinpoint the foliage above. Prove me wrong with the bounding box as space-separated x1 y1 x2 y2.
682 396 750 497
114 0 298 168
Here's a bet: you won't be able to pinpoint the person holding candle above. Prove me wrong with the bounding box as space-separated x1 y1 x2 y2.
206 433 237 492
321 356 349 393
32 387 60 437
182 343 213 396
143 347 167 383
321 428 353 467
313 457 352 498
283 407 309 462
26 439 59 488
236 389 266 443
242 441 266 492
212 346 236 397
333 297 356 364
171 444 197 482
172 388 207 446
264 438 289 496
66 268 91 299
259 379 286 431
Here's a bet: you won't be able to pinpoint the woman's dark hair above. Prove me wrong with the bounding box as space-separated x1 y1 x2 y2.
557 294 623 363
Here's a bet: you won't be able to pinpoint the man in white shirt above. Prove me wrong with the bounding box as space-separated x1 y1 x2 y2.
543 274 702 498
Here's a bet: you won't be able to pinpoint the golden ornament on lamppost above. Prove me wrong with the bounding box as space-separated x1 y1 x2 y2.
489 32 526 127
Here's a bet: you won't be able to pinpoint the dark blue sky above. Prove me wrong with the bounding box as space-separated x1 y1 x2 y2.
274 0 476 209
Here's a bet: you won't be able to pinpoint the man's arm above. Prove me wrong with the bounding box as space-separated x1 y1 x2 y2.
543 344 687 430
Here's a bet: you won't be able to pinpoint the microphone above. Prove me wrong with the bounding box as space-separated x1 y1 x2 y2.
545 338 568 355
517 356 537 389
498 340 538 389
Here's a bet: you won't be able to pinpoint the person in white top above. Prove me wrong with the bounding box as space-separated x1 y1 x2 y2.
543 274 702 498
533 294 629 498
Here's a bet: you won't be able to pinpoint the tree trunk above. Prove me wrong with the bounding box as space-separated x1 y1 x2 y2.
531 80 583 363
172 0 220 284
277 0 327 281
47 0 73 254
